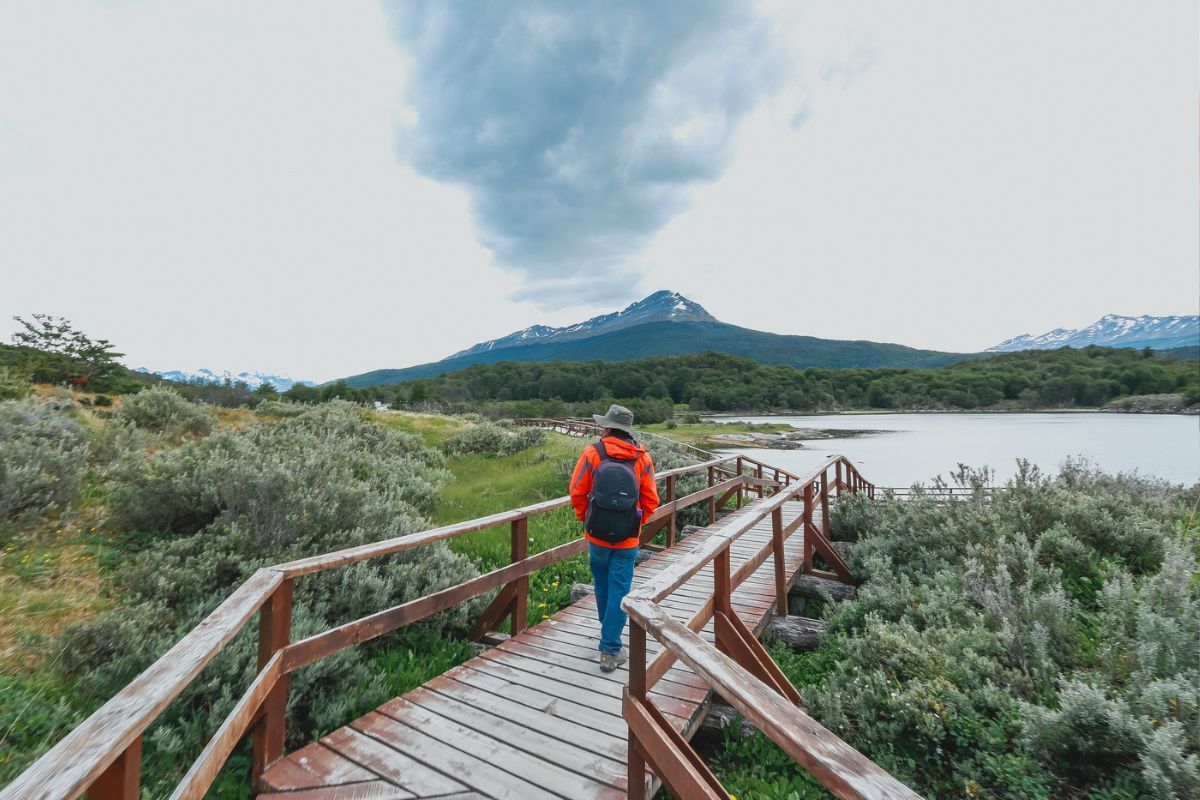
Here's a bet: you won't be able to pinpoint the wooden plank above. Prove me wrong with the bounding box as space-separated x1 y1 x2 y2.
474 648 702 722
257 781 416 800
366 703 622 800
512 630 706 689
353 711 564 800
408 684 628 782
422 677 629 754
260 744 378 790
460 657 690 728
493 639 710 697
321 727 465 797
444 668 629 739
2 568 282 800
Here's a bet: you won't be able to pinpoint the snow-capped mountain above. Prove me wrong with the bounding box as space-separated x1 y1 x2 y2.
988 315 1199 352
137 367 314 392
449 290 715 359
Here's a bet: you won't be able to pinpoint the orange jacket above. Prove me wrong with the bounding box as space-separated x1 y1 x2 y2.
569 435 659 549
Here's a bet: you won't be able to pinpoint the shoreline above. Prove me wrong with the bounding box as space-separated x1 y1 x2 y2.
701 407 1199 418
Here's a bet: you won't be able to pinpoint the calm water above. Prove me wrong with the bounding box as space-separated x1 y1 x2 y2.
709 413 1200 487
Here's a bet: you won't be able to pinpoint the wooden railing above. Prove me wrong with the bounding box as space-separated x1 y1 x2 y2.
3 453 769 800
622 457 922 800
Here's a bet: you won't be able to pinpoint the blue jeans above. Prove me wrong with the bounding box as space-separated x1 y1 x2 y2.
588 542 638 655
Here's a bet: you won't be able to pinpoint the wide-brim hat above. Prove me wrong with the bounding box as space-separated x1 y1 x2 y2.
593 404 636 436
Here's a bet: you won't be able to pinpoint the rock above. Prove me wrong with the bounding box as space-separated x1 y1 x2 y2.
570 583 594 603
700 701 757 739
829 540 855 563
765 615 827 651
790 574 857 603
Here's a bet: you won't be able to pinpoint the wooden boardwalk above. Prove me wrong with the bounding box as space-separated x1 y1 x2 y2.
259 499 811 800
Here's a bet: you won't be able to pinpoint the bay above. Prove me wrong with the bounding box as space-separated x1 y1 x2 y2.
708 412 1200 488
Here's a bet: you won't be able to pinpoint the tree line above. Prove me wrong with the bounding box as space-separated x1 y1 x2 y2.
283 347 1199 420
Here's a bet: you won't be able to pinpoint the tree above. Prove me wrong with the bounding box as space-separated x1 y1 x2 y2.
11 314 125 388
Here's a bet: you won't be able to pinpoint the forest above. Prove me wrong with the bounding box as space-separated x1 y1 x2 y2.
285 346 1200 422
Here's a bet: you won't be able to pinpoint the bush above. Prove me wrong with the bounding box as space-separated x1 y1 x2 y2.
442 422 545 457
109 401 450 545
113 386 214 440
0 400 89 518
752 461 1200 799
253 399 305 418
61 401 480 795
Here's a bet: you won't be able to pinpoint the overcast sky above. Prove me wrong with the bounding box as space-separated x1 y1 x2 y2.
1 1 1196 382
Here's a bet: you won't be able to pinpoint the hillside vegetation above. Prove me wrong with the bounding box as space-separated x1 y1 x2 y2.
296 346 1200 421
716 464 1199 800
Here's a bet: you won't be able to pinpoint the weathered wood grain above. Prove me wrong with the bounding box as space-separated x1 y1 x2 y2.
0 568 282 800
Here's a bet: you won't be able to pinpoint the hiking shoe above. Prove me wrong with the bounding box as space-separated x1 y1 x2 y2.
599 648 628 673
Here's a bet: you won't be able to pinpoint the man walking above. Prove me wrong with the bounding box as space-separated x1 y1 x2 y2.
569 404 659 672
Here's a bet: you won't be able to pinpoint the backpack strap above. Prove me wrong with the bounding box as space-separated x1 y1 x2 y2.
594 438 635 463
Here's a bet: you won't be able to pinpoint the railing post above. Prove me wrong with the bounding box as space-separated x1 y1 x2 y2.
821 469 832 543
88 736 142 799
771 506 787 616
252 577 293 785
714 546 732 615
511 517 529 634
665 475 677 547
755 463 764 498
835 461 843 495
735 457 745 509
627 620 648 800
706 466 716 524
803 482 814 572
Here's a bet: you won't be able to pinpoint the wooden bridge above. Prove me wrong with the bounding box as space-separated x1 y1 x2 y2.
3 427 920 800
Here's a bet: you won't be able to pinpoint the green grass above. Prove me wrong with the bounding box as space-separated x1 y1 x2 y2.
372 410 471 446
436 433 592 626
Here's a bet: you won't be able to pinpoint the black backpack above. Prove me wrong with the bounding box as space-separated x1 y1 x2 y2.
584 440 640 543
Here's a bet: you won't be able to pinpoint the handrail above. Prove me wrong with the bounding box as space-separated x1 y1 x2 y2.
621 456 922 800
2 448 743 800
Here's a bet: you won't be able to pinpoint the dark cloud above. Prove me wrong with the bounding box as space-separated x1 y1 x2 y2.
383 1 789 305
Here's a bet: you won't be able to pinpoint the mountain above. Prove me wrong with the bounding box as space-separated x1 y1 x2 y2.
448 290 715 358
138 367 314 392
341 291 972 388
988 315 1200 353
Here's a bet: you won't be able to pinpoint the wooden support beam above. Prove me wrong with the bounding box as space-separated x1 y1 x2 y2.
510 517 528 634
87 737 141 800
771 506 788 616
252 579 292 784
624 693 726 800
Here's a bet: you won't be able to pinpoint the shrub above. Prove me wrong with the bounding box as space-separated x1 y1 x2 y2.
109 401 449 545
253 399 305 418
742 461 1200 799
0 400 89 518
442 422 545 457
61 401 479 795
113 386 214 440
0 366 31 401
